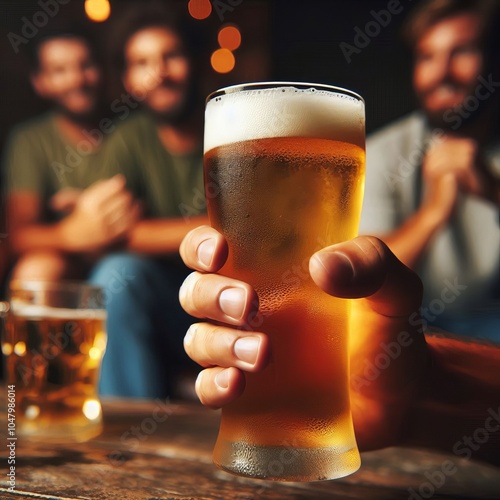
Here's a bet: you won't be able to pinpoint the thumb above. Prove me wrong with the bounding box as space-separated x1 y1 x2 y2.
309 236 422 317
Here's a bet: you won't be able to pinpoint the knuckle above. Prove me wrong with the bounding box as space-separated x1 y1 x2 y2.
364 235 385 251
179 271 202 315
183 326 197 360
191 273 209 307
195 370 217 407
205 325 234 365
187 322 211 364
186 321 241 370
191 322 228 366
184 226 198 246
184 230 199 263
195 371 206 403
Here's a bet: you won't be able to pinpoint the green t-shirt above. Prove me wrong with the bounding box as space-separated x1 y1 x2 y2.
3 112 109 209
101 111 205 219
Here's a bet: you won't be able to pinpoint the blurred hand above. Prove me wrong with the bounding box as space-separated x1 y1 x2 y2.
423 136 494 202
49 188 83 214
60 175 141 252
179 226 430 451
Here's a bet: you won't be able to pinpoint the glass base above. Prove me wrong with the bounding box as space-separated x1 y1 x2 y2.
17 419 103 443
214 440 361 482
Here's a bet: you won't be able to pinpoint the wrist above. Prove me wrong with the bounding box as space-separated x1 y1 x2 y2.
419 202 449 233
57 216 79 253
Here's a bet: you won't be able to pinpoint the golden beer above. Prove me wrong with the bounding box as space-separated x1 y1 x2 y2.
1 282 107 442
204 83 365 480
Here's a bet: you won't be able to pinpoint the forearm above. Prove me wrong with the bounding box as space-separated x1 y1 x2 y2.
9 224 70 255
127 215 209 255
404 334 500 465
381 206 444 269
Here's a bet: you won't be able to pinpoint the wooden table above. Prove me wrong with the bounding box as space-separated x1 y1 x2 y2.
1 399 499 499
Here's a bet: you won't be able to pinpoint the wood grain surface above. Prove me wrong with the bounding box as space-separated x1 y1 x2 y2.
0 399 499 499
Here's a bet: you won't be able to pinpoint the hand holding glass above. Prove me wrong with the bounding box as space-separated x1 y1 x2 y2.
203 82 366 481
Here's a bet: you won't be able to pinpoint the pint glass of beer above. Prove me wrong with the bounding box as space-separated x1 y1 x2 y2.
204 82 365 481
1 281 107 442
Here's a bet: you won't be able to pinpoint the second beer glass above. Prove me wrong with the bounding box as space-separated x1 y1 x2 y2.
2 281 107 442
204 82 366 481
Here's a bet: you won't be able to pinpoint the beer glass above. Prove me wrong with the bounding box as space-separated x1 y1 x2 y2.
204 82 365 481
1 281 107 442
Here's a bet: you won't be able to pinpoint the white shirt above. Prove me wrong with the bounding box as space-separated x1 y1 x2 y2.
359 112 500 323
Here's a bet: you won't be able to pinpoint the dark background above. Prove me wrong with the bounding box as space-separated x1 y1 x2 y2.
0 0 419 152
271 0 416 130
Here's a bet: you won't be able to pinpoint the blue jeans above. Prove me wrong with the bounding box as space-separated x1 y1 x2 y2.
430 309 500 344
88 253 195 398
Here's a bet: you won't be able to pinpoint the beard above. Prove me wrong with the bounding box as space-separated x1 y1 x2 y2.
143 78 200 125
418 80 489 131
424 98 490 132
54 87 101 125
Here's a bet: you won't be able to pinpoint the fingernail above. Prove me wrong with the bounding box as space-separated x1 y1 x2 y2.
197 238 215 268
215 369 230 389
234 337 260 365
219 287 246 320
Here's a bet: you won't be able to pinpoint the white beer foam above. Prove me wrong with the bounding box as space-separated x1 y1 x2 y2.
10 303 107 320
204 84 365 153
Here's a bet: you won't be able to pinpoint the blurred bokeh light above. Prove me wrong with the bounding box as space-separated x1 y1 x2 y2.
211 48 235 73
218 25 241 51
84 0 111 23
188 0 212 20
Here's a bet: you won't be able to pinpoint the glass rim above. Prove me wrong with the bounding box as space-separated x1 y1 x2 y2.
9 280 103 295
206 81 364 105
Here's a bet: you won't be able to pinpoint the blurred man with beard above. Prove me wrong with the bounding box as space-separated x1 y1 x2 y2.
88 3 208 398
360 0 500 340
3 32 139 282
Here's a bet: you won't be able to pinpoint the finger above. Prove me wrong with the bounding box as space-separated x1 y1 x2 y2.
184 322 269 372
89 174 125 192
101 192 134 223
180 225 228 272
128 201 143 223
195 367 245 409
89 175 127 203
179 272 259 326
106 203 141 237
309 236 422 317
106 215 132 239
50 189 82 211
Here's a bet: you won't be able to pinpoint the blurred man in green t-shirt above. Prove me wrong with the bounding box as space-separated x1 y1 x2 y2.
87 3 208 398
3 4 208 398
3 31 139 281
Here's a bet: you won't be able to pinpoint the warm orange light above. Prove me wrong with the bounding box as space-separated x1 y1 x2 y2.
211 48 235 74
218 25 241 51
188 0 212 20
84 0 111 23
